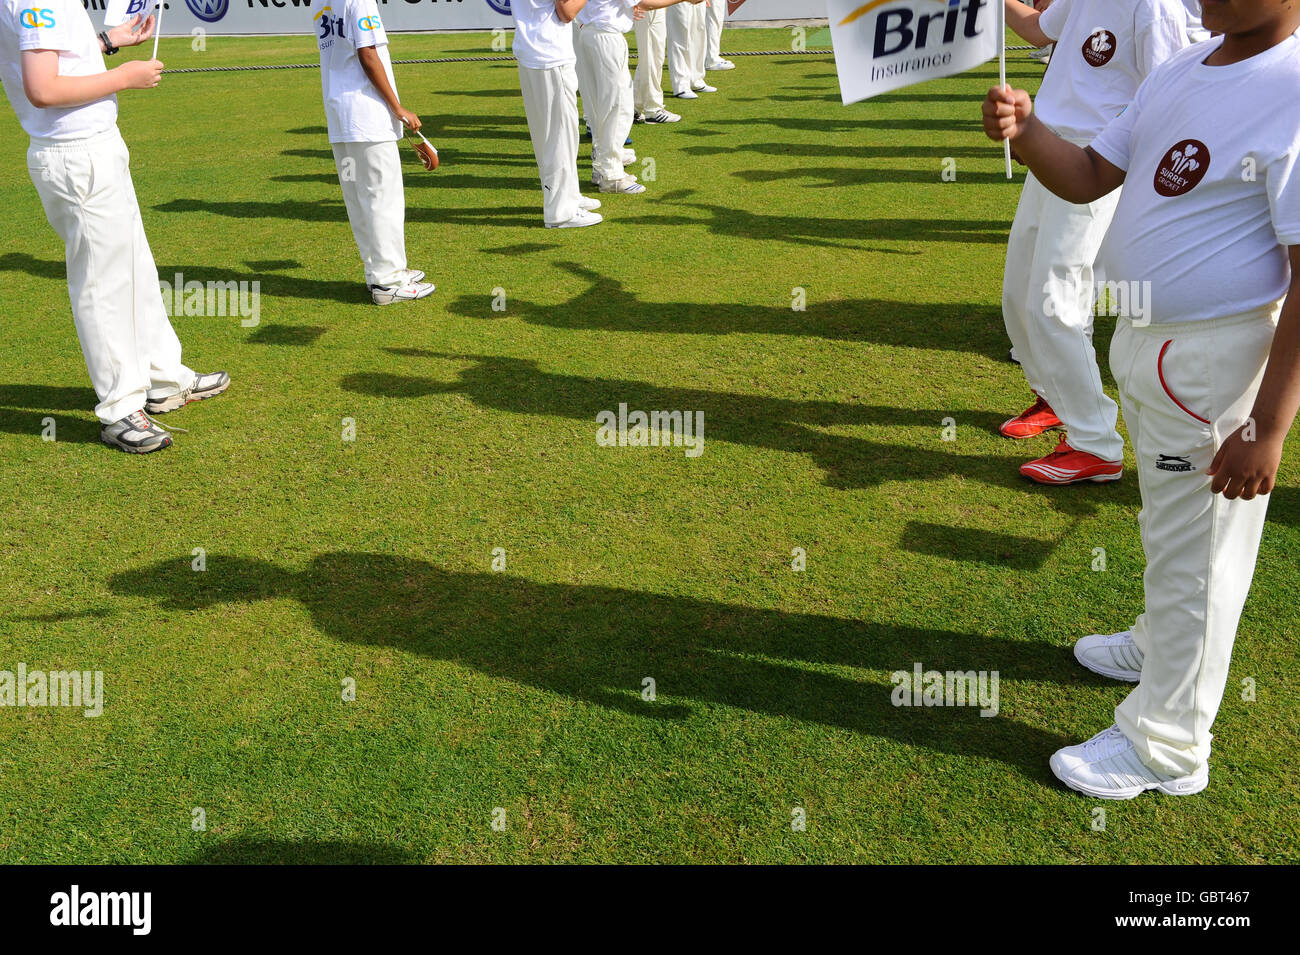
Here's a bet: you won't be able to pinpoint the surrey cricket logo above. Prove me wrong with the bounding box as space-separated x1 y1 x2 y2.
1154 139 1210 197
1082 28 1116 67
185 0 228 23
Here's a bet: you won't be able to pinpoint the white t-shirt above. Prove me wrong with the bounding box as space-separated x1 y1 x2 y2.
315 0 402 144
577 0 637 34
0 0 117 140
1036 0 1189 145
1091 36 1300 324
513 0 575 70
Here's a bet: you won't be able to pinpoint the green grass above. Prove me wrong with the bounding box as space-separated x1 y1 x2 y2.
0 29 1296 864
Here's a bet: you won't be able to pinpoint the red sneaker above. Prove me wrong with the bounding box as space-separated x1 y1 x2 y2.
1000 396 1062 439
1021 439 1123 485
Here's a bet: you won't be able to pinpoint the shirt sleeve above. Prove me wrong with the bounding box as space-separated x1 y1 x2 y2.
349 0 388 50
1089 75 1148 172
1266 146 1300 246
14 3 77 53
1037 0 1072 43
1134 8 1190 78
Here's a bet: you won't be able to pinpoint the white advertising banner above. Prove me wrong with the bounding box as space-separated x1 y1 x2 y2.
83 0 828 37
826 0 998 104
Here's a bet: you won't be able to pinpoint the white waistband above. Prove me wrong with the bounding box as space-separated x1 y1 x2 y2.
28 126 121 151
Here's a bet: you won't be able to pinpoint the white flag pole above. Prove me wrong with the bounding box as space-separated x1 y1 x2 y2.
151 1 163 60
997 0 1012 179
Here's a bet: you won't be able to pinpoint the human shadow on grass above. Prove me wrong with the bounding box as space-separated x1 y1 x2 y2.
732 165 1021 188
614 196 1006 248
189 836 416 865
444 261 1007 357
0 384 98 443
112 553 1080 780
681 142 998 160
341 351 1139 522
154 199 540 230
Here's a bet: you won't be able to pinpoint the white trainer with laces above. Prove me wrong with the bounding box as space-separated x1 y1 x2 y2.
641 108 681 123
692 83 718 93
600 176 646 195
1074 630 1143 682
707 59 735 71
578 196 602 212
370 280 436 305
1050 726 1208 800
673 89 699 100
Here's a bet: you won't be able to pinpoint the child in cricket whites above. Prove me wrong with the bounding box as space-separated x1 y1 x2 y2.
513 0 605 228
998 0 1189 485
666 0 712 98
984 0 1300 799
632 4 681 123
704 0 734 73
314 0 434 303
575 0 644 194
0 2 229 454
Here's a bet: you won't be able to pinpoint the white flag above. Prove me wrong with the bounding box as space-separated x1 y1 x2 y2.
104 0 155 28
827 0 1000 104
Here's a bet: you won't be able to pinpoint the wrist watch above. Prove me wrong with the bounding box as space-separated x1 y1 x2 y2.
99 32 119 56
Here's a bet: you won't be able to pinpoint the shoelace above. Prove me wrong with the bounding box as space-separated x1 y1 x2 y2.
1080 726 1128 761
131 411 188 435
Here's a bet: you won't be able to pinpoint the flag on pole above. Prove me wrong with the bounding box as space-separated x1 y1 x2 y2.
826 0 1000 105
103 0 152 27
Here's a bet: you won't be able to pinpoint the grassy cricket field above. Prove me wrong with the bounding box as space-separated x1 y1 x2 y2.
0 27 1295 864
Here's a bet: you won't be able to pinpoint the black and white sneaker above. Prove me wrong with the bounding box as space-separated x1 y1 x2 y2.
101 410 173 454
641 108 681 124
145 371 231 414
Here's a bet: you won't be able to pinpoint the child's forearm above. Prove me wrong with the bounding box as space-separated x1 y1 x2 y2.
555 0 588 22
357 47 402 115
1004 0 1051 48
1247 249 1300 442
1011 115 1123 202
22 52 127 108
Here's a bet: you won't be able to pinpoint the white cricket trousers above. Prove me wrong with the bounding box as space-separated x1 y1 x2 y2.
1109 305 1279 777
705 0 726 64
27 127 194 425
518 63 583 227
331 140 407 288
666 2 706 95
633 8 667 114
576 24 636 184
1003 170 1124 462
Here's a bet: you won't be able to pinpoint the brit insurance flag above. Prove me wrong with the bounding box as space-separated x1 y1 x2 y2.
827 0 1000 104
103 0 155 27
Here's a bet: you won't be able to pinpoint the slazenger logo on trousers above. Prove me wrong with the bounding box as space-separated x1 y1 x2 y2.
50 885 151 936
1156 454 1196 472
1082 28 1116 67
1154 139 1210 197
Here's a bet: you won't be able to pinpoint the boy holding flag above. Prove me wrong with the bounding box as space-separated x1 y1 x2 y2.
997 0 1188 485
0 2 229 454
984 0 1300 798
313 0 435 303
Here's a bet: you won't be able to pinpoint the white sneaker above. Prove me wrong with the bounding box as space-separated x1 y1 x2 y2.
371 280 436 305
546 209 603 229
621 148 637 165
1074 631 1143 682
642 108 681 124
673 89 698 100
707 59 735 71
578 196 602 212
692 83 718 93
599 177 646 195
1050 726 1208 800
399 269 426 284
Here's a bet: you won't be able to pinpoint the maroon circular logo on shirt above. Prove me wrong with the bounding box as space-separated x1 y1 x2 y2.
1082 29 1117 67
1154 140 1211 197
